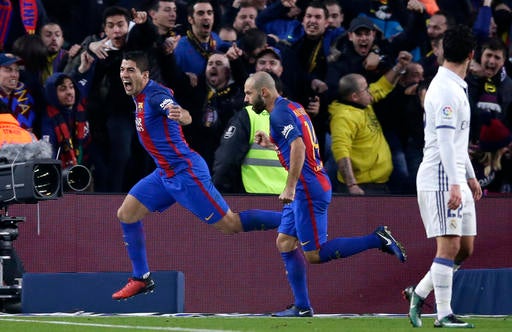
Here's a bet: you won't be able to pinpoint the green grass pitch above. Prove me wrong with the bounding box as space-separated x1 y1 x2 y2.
0 315 510 332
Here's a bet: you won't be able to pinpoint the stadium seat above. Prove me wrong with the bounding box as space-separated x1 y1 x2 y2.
21 271 184 313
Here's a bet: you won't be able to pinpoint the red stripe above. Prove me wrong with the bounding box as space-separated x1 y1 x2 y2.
300 175 321 249
155 116 175 177
187 167 226 216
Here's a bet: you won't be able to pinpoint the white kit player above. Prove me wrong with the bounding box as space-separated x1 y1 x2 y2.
406 25 482 329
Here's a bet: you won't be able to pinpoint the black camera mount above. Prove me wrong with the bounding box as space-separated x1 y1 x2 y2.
0 205 24 310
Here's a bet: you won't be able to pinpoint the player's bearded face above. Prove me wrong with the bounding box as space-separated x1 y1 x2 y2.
252 93 266 114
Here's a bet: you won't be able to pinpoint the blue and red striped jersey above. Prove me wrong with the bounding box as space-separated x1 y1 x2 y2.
269 96 331 196
132 80 202 178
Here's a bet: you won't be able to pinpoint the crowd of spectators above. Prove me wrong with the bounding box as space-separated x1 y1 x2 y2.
1 0 511 195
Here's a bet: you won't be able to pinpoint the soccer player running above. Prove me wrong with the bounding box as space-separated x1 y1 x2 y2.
112 51 282 300
245 71 407 317
406 25 482 328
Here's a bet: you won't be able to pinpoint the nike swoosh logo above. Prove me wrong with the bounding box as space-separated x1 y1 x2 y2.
377 233 392 245
205 212 214 221
300 241 311 246
299 310 310 315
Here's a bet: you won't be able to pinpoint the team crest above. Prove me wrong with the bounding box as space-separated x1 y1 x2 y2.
449 219 457 230
137 102 144 113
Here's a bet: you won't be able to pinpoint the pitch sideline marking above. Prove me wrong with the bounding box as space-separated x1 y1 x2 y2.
0 318 240 332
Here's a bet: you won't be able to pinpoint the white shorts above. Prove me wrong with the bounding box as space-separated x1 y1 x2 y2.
417 188 477 238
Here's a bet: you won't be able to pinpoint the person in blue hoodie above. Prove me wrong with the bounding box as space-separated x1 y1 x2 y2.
40 51 94 190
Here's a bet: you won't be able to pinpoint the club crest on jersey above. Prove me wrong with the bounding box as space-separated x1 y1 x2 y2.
160 98 173 110
441 105 453 119
281 124 294 138
137 102 144 113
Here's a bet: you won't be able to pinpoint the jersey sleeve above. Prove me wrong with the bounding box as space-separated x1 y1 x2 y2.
148 90 178 116
435 99 459 186
270 106 301 143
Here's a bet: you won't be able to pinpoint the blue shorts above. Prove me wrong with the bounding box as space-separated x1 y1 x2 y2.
278 189 331 252
129 166 229 224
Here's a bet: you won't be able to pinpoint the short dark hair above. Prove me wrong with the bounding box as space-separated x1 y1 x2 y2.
481 38 508 59
54 73 72 87
147 0 175 12
188 0 212 17
102 6 131 25
432 10 456 29
306 1 329 19
238 28 267 55
123 51 150 72
442 24 475 64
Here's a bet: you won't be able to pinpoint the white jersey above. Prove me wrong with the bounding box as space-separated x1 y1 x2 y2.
417 66 472 191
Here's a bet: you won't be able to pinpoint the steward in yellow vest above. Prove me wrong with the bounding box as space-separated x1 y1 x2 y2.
213 105 287 194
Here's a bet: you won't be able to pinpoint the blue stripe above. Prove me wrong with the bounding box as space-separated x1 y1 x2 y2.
434 257 454 267
437 162 448 191
436 125 456 129
435 191 446 234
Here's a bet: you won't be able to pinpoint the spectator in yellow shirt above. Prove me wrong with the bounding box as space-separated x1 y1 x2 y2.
328 51 412 195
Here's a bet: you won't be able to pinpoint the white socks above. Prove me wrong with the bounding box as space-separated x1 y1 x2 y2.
431 260 454 319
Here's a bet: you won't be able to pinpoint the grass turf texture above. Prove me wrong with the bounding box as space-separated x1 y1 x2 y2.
0 315 510 331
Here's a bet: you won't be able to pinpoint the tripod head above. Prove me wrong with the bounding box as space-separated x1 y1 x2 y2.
0 206 25 256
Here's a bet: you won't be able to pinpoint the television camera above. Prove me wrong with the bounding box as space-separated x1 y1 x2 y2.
0 158 64 312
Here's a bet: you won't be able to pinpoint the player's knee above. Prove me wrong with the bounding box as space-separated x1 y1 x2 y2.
214 214 243 235
117 206 139 223
276 234 297 252
117 206 126 221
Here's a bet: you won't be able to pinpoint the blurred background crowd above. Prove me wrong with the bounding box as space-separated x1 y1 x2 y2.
1 0 511 195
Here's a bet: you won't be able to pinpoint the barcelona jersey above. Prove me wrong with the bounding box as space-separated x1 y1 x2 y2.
269 96 331 197
128 80 229 223
270 97 332 251
132 80 203 178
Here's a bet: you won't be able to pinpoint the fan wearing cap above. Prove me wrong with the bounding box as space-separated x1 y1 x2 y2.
0 52 36 131
470 117 512 192
326 11 425 102
326 16 393 101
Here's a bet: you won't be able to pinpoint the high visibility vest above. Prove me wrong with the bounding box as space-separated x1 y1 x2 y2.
0 113 36 147
241 106 287 194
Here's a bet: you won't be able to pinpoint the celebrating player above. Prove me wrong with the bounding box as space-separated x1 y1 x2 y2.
112 51 281 300
245 71 407 317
